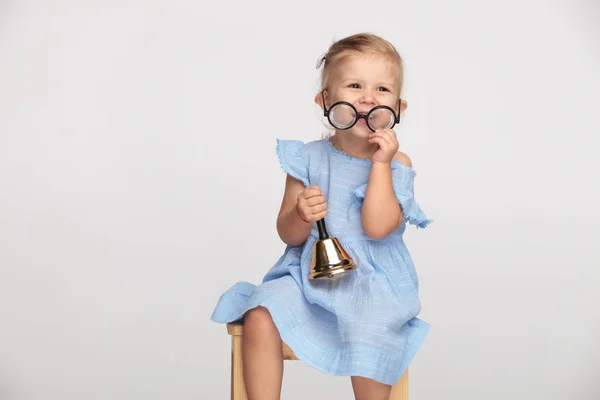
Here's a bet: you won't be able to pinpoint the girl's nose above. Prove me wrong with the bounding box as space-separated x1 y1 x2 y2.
359 91 376 105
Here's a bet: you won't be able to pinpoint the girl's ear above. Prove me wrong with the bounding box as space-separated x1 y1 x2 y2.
398 99 408 114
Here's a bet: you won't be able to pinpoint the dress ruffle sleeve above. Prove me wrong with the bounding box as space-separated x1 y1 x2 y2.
352 162 433 229
276 139 310 186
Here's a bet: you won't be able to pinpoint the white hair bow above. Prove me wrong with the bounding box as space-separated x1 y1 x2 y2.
315 52 326 69
315 37 336 69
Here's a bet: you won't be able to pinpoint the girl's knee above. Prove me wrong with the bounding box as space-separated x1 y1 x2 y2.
351 376 391 400
244 306 278 336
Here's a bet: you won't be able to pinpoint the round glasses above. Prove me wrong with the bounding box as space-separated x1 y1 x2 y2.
321 91 400 132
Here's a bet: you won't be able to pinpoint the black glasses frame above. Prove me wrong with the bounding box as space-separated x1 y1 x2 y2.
320 91 401 132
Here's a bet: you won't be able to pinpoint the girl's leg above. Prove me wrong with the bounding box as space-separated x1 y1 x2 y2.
242 306 284 400
351 376 392 400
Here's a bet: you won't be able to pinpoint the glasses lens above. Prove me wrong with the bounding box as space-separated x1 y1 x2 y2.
329 104 356 129
367 107 396 131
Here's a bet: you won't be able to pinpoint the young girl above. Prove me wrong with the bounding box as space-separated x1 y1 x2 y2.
211 33 432 400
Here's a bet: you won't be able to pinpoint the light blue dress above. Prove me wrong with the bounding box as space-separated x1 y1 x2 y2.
210 138 433 385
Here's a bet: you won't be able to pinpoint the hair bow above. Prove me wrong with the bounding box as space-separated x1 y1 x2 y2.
315 37 336 69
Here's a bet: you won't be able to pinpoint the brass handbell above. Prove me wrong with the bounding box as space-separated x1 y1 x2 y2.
309 219 357 280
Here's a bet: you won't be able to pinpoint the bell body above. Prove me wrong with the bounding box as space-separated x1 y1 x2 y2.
309 237 357 280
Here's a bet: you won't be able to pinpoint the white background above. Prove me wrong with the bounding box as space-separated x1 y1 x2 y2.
0 1 599 399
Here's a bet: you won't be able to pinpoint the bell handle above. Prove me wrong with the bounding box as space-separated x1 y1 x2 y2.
316 219 329 240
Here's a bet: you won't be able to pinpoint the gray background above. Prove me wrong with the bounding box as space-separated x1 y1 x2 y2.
1 0 599 399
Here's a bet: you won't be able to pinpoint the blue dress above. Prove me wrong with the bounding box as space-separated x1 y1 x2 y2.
210 138 433 385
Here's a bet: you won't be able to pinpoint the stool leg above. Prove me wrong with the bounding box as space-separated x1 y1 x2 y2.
388 370 408 400
231 335 248 400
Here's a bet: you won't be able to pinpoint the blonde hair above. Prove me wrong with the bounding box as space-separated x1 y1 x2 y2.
319 33 404 95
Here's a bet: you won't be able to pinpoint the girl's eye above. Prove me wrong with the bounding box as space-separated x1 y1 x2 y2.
348 84 390 91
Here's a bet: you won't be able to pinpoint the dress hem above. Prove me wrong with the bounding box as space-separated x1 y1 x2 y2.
210 281 430 386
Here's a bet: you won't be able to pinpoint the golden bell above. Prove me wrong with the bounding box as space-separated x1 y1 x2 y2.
309 219 357 280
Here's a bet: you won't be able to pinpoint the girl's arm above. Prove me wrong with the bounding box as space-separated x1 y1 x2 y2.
361 152 412 239
276 174 313 246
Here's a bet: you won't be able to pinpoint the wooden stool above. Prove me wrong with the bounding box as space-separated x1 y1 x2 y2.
226 321 408 400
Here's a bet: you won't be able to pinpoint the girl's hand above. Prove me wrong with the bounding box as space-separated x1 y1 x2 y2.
369 129 399 164
296 186 327 223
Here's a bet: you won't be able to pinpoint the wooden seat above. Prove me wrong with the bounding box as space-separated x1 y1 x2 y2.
226 321 408 400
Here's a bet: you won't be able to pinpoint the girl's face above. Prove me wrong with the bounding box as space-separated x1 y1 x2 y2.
318 54 407 138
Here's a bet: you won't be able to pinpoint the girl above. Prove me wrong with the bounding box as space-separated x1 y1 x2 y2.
211 33 432 400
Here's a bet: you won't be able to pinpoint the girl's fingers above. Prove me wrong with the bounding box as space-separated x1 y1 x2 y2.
368 135 387 147
371 130 395 144
310 202 327 214
301 187 322 199
312 210 327 221
306 196 326 206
